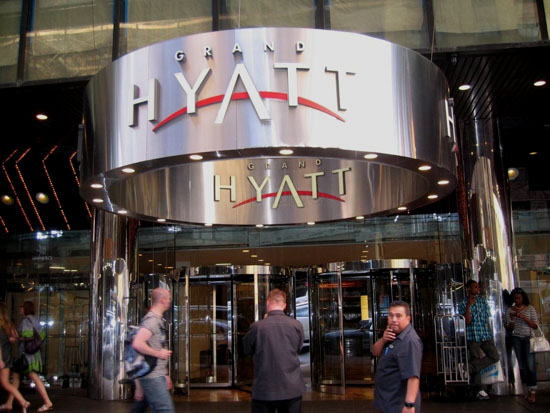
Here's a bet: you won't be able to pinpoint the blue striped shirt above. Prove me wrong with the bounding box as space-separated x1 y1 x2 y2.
458 296 493 342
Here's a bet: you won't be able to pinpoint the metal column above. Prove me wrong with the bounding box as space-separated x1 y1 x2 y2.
88 209 132 400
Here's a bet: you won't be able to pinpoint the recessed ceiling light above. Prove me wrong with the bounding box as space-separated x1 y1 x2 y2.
1 195 14 205
364 153 378 160
215 263 232 266
118 210 127 214
204 223 213 227
507 168 519 180
189 154 203 160
258 259 264 262
397 206 407 211
148 259 154 262
534 80 546 87
356 216 364 220
307 221 315 225
427 194 438 199
92 198 104 203
362 250 368 253
242 249 249 253
251 254 258 258
279 149 293 155
437 180 450 185
39 191 55 206
122 167 135 174
265 263 271 266
458 84 471 91
418 165 432 171
36 113 48 120
529 151 537 155
157 218 166 222
91 183 103 189
256 224 264 228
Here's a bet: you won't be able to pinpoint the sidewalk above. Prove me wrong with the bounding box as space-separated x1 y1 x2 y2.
5 385 548 412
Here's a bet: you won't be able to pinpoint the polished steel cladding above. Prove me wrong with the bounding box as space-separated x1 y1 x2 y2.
89 210 131 400
81 28 457 225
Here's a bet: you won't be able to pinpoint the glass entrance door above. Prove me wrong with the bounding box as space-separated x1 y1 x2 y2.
188 280 232 386
310 265 345 394
233 267 294 391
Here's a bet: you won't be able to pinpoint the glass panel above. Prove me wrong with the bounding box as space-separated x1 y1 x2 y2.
25 0 114 81
219 0 316 30
328 0 428 50
310 269 345 394
5 276 89 388
120 0 212 56
340 274 374 384
233 270 294 389
188 281 231 385
546 1 550 33
0 0 21 84
434 0 540 48
172 275 189 392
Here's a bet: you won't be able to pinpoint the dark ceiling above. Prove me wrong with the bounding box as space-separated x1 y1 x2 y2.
0 45 549 233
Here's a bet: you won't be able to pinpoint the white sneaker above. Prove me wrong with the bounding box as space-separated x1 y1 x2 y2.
476 390 490 400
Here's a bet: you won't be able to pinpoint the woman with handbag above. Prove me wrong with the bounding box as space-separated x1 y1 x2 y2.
5 302 53 412
0 302 31 412
505 288 539 403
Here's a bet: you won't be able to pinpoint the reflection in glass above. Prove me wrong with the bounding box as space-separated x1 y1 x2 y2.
219 0 315 30
434 0 540 47
25 0 113 81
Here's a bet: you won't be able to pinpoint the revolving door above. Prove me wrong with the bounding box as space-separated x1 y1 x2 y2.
310 260 436 393
171 265 295 391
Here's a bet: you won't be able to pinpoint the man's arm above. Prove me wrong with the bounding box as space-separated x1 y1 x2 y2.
132 328 171 360
403 376 420 412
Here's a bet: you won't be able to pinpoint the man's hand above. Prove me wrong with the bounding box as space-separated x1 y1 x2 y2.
165 375 173 390
158 349 172 359
382 326 396 343
403 407 414 413
467 295 476 306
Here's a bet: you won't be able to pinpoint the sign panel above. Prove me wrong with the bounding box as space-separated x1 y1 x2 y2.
81 28 456 225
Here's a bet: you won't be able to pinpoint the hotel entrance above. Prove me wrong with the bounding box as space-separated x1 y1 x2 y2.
309 260 436 394
167 260 437 395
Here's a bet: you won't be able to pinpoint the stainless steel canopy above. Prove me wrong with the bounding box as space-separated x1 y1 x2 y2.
81 28 456 225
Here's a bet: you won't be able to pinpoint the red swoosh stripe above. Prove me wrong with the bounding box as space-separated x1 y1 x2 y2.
232 190 345 208
152 91 344 131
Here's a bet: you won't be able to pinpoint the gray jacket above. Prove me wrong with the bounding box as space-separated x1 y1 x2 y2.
243 310 305 401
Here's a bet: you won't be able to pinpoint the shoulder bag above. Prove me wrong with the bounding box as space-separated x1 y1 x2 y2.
530 324 550 353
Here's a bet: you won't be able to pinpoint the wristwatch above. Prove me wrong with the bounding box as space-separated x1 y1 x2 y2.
403 401 415 408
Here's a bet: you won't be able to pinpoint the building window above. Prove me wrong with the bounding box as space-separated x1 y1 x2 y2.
24 0 114 81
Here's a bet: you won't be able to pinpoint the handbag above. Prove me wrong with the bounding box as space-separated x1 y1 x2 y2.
530 324 550 353
23 327 43 354
12 354 29 373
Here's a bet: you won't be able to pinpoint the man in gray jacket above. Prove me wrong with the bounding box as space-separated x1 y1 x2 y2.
243 289 306 413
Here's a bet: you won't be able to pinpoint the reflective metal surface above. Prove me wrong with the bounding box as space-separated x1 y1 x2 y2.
88 210 131 400
82 28 457 225
460 119 517 395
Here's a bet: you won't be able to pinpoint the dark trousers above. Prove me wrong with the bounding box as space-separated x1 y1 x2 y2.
512 336 537 388
251 396 302 413
467 339 500 385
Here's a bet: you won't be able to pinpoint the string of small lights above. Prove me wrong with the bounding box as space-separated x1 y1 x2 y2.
15 148 46 231
43 145 71 230
0 215 8 233
2 149 33 232
70 151 92 218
